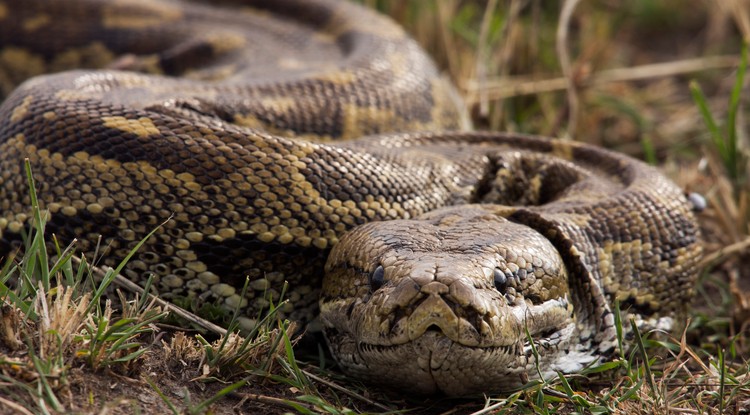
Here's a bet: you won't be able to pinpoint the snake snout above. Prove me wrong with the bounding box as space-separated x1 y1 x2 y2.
366 262 532 348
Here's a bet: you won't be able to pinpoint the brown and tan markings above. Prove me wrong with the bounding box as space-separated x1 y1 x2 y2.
0 0 701 397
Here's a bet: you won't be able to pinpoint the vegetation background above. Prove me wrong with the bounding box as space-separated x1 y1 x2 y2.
1 0 749 414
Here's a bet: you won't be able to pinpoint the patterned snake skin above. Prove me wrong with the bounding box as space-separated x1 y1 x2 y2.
0 0 701 396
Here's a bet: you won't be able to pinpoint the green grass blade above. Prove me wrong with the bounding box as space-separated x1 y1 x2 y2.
525 325 544 381
144 376 180 415
616 376 645 404
718 347 726 413
86 218 169 315
47 243 77 284
30 354 63 412
726 42 747 181
613 300 624 361
281 321 310 391
630 318 658 404
640 135 657 166
23 159 49 290
190 380 247 414
557 372 591 411
689 81 725 156
0 281 33 317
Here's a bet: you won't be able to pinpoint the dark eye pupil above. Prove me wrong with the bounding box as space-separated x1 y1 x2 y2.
493 269 507 291
370 265 385 290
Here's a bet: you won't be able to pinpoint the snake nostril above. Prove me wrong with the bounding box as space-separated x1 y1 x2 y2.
425 323 441 333
369 265 385 291
493 268 507 292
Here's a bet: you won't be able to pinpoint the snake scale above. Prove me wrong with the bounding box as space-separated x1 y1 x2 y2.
0 0 702 396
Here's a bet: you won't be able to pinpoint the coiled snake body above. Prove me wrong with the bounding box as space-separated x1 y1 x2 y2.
0 0 702 396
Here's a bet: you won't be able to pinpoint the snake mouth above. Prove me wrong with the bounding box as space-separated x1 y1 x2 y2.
325 296 575 396
337 331 536 396
357 333 523 355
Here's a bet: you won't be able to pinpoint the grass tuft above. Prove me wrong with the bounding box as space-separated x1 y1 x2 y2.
690 42 748 192
0 164 347 413
1 1 750 413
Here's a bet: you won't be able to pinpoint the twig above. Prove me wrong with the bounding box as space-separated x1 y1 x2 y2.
729 0 750 42
469 400 510 415
465 55 740 101
235 393 314 411
436 1 460 81
668 408 701 414
72 257 228 337
700 235 750 269
0 396 35 415
556 0 582 138
438 407 465 415
481 0 527 127
476 0 500 118
301 369 394 412
80 259 394 412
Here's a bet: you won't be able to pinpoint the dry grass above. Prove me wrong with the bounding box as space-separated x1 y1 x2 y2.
1 0 750 414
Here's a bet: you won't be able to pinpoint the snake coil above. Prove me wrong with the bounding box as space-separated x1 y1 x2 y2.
0 0 701 396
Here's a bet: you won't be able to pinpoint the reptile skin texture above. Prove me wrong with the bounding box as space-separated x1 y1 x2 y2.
0 0 701 396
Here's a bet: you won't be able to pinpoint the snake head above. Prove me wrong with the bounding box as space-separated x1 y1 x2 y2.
320 205 583 396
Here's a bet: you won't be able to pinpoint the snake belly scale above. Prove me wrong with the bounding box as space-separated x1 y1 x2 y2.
0 0 701 396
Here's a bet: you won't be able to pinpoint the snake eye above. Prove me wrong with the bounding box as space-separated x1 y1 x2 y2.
493 268 507 292
369 265 385 291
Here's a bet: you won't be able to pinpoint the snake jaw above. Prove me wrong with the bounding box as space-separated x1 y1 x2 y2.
324 296 576 396
321 205 580 396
